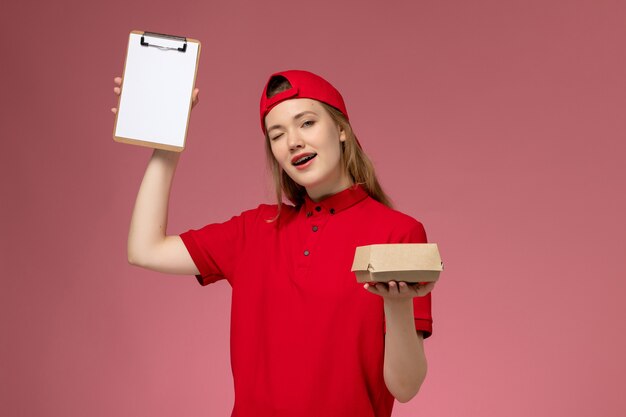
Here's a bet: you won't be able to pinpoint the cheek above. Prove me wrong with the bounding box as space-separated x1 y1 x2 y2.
325 136 343 162
270 145 286 168
319 127 343 157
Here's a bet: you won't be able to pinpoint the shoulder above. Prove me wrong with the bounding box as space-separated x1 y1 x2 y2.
363 197 425 229
238 202 298 225
361 197 427 242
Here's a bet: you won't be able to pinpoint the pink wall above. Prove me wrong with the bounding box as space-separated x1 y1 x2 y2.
2 0 625 416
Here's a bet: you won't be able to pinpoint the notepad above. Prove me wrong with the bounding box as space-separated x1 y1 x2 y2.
113 30 201 152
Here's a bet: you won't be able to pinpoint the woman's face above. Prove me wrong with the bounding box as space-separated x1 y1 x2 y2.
265 98 352 201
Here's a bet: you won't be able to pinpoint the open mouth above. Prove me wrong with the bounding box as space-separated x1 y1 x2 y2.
292 153 317 166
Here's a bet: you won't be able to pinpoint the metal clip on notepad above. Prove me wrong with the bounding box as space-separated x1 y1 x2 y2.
140 31 187 52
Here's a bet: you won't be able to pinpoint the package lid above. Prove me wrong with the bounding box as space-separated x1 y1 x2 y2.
351 243 443 273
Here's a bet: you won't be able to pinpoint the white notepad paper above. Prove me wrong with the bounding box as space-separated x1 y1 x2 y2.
114 31 201 151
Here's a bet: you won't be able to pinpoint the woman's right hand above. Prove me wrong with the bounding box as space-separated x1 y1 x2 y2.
110 76 200 114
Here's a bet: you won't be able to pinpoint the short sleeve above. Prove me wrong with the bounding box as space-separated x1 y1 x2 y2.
383 219 434 339
179 210 248 286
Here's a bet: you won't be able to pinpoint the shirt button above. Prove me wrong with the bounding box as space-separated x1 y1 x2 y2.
306 211 312 217
315 206 322 212
329 208 336 214
312 226 318 232
304 250 310 256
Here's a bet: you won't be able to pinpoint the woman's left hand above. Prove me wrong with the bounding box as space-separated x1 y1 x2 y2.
364 280 435 300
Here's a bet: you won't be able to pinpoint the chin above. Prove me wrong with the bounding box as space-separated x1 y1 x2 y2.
289 177 317 189
284 169 318 186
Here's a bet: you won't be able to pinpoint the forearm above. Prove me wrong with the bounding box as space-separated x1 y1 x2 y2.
383 298 427 403
127 149 180 264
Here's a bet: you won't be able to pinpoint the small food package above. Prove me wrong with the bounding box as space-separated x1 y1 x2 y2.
351 243 443 283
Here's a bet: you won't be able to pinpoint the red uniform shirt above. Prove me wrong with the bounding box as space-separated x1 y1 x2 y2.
180 184 433 417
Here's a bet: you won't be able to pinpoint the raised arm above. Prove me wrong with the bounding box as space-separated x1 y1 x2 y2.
126 149 199 274
112 76 200 275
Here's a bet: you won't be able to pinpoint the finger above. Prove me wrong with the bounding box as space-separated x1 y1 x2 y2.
398 282 409 294
387 281 399 295
376 282 389 296
114 87 121 95
191 89 199 108
372 282 387 294
111 108 117 114
114 76 122 85
422 282 436 293
364 283 379 294
408 283 421 294
416 282 435 296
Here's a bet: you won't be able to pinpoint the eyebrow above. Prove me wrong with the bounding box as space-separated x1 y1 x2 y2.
266 111 318 133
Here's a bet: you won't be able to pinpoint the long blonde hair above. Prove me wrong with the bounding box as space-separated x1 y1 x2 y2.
263 79 393 220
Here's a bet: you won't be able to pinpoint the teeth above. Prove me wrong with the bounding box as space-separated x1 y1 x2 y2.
294 154 316 165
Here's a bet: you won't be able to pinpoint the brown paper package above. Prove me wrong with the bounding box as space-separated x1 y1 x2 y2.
351 243 443 283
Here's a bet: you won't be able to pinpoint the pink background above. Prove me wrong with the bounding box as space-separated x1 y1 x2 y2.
2 0 625 416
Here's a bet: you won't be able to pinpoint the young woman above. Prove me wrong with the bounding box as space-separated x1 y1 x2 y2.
112 69 436 417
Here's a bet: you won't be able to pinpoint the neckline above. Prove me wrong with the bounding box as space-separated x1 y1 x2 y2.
302 183 369 215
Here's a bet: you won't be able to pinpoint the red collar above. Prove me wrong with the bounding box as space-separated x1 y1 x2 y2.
302 184 368 216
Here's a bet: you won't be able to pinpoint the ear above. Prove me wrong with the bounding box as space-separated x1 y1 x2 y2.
338 125 346 142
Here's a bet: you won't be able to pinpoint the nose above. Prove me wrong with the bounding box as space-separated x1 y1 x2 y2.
287 128 305 151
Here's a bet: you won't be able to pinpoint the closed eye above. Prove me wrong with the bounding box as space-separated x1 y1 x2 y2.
270 133 283 141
